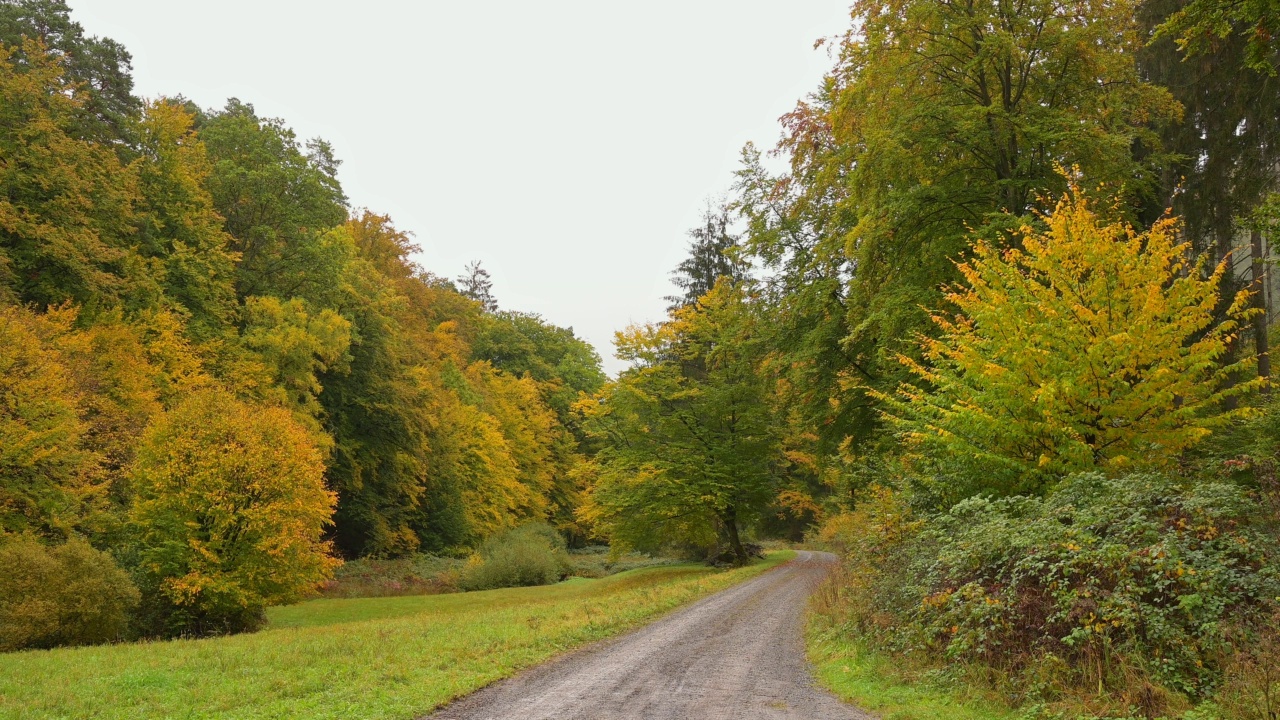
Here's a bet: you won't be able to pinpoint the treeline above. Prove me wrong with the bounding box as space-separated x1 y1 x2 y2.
0 0 603 644
579 0 1280 715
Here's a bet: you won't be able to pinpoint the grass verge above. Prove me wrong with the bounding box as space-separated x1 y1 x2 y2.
0 550 794 720
808 614 1020 720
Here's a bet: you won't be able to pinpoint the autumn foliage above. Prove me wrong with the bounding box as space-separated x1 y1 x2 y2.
129 390 338 634
0 22 604 647
878 189 1257 500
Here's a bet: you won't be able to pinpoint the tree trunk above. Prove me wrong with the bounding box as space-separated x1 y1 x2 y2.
1252 228 1272 389
721 506 748 567
1220 227 1243 409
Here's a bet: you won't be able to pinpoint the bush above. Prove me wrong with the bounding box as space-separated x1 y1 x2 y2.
319 554 466 598
0 535 139 651
826 474 1280 713
458 523 572 591
129 390 338 637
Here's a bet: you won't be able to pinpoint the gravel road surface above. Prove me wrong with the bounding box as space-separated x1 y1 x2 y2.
425 550 870 720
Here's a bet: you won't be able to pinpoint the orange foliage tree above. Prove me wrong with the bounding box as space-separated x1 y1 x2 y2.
129 389 338 635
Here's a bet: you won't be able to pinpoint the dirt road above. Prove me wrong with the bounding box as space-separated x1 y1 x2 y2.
425 550 870 720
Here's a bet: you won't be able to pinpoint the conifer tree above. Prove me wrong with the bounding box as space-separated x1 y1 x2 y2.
666 206 747 310
457 260 498 312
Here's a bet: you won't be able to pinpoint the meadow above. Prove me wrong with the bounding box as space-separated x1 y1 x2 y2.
0 552 792 720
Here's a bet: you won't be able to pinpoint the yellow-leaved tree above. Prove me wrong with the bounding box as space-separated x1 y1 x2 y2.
877 188 1257 503
129 389 338 636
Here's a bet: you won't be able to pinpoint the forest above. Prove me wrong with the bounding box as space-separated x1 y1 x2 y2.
2 0 1280 718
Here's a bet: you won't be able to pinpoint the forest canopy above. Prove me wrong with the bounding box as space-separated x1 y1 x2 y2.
0 0 604 639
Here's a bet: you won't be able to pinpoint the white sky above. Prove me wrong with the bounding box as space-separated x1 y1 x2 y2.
71 1 851 375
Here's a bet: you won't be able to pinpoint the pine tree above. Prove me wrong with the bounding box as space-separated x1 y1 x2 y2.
457 260 498 312
666 206 747 310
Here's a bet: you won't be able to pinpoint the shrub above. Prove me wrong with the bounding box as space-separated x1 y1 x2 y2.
129 390 338 637
894 474 1279 706
0 535 139 651
319 554 465 598
458 523 572 591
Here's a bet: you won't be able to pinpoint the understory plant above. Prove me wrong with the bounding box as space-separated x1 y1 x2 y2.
817 475 1280 717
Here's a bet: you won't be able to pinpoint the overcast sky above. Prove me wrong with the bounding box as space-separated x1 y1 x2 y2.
71 1 851 375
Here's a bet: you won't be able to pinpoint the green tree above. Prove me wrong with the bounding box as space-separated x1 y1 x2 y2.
133 99 240 342
666 205 748 311
457 260 498 312
738 0 1182 463
0 0 140 143
199 99 347 301
1154 0 1280 73
581 281 778 564
241 294 351 431
472 310 605 430
0 40 144 309
129 389 338 636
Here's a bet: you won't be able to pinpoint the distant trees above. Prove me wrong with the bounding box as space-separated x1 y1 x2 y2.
0 8 607 648
666 206 747 311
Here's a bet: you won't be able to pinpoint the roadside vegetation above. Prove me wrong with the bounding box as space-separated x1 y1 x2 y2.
5 0 1280 717
0 551 792 720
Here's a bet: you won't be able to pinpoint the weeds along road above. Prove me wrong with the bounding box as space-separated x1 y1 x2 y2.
425 550 870 720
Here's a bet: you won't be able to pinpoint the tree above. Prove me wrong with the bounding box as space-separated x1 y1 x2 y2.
877 188 1256 504
129 389 338 636
581 281 778 564
241 294 351 431
198 99 347 301
133 99 240 342
0 306 101 538
0 0 140 143
457 260 498 312
1154 0 1280 73
666 205 748 311
0 40 144 309
737 0 1181 462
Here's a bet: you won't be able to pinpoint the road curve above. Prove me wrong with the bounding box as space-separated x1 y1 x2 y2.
424 550 870 720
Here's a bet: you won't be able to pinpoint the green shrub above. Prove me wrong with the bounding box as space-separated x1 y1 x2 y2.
0 535 139 651
458 523 572 591
900 474 1280 704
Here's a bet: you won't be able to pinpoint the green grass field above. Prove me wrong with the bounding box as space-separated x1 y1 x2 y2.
0 551 793 720
807 617 1018 720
